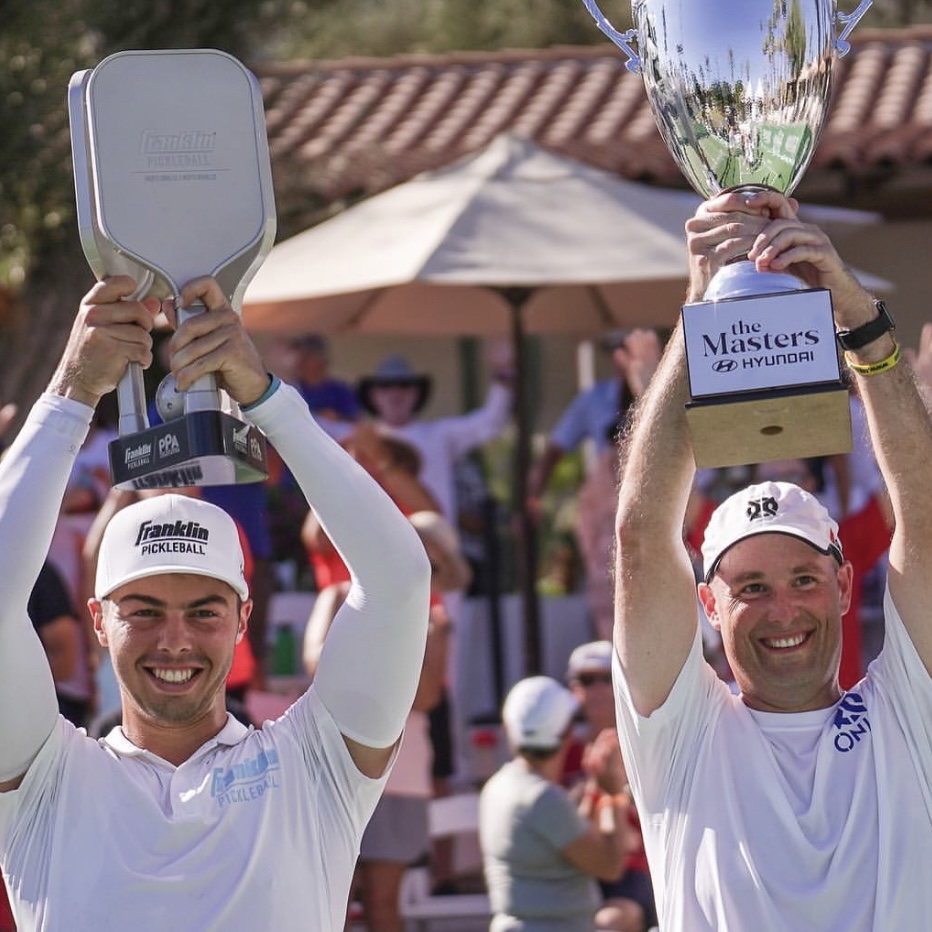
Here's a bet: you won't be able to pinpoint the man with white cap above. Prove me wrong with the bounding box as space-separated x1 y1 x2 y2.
613 189 932 928
479 676 634 931
0 275 430 931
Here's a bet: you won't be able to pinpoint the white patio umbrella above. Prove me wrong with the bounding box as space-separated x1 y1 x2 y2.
243 132 888 675
244 133 885 336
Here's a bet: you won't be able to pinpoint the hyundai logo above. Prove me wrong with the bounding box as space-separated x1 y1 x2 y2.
712 359 738 373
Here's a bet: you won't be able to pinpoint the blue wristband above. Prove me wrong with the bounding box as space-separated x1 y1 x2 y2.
241 374 281 411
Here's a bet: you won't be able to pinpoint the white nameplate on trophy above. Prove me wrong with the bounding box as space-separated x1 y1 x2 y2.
682 288 841 398
681 288 851 469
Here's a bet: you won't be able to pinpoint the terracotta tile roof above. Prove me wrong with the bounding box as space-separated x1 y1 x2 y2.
255 27 932 228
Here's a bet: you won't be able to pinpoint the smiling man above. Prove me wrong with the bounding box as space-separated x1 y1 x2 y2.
612 190 932 930
0 275 430 931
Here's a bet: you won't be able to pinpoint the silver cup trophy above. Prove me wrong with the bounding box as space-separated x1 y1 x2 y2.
69 49 276 490
581 0 874 467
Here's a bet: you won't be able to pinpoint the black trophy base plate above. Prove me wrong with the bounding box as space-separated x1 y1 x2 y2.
109 410 268 490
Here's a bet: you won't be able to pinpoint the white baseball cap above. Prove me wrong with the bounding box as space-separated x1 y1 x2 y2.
701 481 843 583
502 676 579 751
95 494 249 600
566 640 613 680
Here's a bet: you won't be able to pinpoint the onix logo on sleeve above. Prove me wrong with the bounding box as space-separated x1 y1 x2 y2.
832 692 871 753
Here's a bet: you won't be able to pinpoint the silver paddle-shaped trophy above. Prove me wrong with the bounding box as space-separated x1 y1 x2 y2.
580 0 874 468
69 48 276 489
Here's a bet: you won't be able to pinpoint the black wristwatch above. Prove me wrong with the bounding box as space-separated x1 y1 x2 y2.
836 300 896 351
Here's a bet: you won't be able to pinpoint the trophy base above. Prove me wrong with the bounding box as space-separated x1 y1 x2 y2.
109 410 268 491
685 383 852 469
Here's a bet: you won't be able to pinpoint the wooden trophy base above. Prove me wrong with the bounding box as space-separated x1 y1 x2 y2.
685 383 852 469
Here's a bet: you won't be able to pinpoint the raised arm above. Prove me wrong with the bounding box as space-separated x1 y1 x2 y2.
748 215 932 668
0 277 157 791
166 278 431 777
615 192 790 715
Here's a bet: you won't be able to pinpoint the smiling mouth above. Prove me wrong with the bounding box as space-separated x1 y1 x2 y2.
147 667 200 686
761 632 810 650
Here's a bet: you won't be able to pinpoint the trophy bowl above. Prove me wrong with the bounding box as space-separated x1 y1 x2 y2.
581 0 874 467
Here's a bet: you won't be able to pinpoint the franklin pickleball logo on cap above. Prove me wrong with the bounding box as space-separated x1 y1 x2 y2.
134 517 210 555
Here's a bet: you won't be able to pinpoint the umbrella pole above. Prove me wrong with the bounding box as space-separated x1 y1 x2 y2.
498 286 542 676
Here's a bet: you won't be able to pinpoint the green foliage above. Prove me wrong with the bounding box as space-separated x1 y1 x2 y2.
0 0 323 289
0 2 93 285
265 0 615 60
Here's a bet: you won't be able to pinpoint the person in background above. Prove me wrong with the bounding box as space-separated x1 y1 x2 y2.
291 334 361 424
563 642 655 932
573 331 662 639
261 334 361 589
613 188 932 927
527 331 661 518
28 561 92 729
356 352 513 528
300 425 440 591
480 676 636 932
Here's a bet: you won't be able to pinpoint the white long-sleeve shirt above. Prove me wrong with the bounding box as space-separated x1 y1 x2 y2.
0 381 430 931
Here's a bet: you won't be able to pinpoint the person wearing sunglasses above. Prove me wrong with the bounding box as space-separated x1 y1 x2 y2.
563 642 656 932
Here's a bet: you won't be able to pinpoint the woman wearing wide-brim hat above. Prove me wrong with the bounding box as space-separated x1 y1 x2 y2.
357 354 432 418
353 348 514 531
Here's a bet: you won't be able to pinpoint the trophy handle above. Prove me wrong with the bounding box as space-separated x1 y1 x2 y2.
116 271 156 436
835 0 874 56
579 0 641 73
117 365 150 435
176 299 221 415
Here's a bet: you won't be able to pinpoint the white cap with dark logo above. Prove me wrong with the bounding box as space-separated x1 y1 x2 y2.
701 481 843 583
502 676 579 751
95 494 249 600
566 640 613 680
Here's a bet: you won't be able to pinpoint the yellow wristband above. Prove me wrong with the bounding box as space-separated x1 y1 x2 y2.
845 341 901 376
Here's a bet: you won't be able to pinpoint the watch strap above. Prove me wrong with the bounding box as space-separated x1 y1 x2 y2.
836 300 895 351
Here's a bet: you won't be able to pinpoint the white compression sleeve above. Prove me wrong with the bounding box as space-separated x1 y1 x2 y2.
0 395 91 782
246 382 431 748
